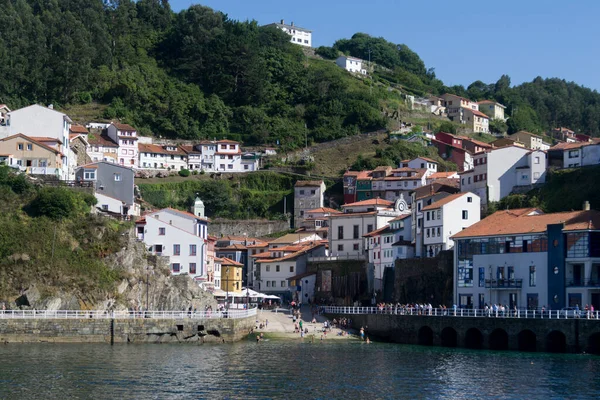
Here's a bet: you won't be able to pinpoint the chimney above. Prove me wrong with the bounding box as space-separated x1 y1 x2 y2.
280 19 284 24
583 201 590 211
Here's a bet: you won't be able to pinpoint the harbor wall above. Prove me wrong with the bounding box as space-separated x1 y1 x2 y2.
0 316 256 344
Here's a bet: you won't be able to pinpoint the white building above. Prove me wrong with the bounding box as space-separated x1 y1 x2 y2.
264 20 312 47
335 56 368 75
452 205 600 311
0 104 72 179
547 142 600 169
138 143 188 170
252 243 326 300
399 157 438 177
421 192 481 257
460 146 547 206
294 180 326 227
329 198 404 256
86 134 119 164
106 123 138 168
135 205 209 283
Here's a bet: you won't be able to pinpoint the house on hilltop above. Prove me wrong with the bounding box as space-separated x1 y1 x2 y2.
263 19 312 47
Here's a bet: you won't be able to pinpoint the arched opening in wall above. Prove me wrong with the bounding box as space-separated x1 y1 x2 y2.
441 327 457 347
465 328 483 349
518 329 537 352
586 332 600 355
489 328 509 351
418 326 434 346
546 330 567 353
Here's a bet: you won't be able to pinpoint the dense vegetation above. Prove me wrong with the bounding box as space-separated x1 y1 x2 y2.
488 165 600 214
137 172 335 219
0 166 126 300
350 140 457 171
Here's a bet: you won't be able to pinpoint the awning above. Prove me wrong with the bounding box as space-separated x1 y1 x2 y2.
264 295 281 300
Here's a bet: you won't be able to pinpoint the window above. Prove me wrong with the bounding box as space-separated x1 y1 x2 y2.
569 150 579 158
83 169 96 180
102 204 108 211
426 228 430 238
353 243 359 251
479 267 485 287
299 190 305 195
190 244 197 256
159 227 165 235
276 265 280 272
534 156 540 164
264 265 270 272
529 265 536 287
271 281 276 287
337 244 344 251
173 244 180 256
367 224 373 233
290 266 294 273
281 281 286 287
27 143 32 151
172 263 180 273
437 227 441 237
244 165 249 170
426 212 430 221
338 226 344 240
17 143 23 150
114 173 121 181
462 210 468 220
437 210 441 220
353 225 359 239
190 263 196 274
266 281 270 287
467 197 472 203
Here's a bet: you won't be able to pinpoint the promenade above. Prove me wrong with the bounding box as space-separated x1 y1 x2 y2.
0 308 256 320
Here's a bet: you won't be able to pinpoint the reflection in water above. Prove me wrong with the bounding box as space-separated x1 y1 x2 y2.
1 341 599 399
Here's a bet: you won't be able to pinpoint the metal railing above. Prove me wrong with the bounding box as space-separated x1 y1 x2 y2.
485 278 523 289
0 308 257 320
565 279 600 287
320 306 600 320
308 254 366 262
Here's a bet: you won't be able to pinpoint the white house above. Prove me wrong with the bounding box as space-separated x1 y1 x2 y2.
106 122 138 168
138 143 188 170
86 134 119 164
460 146 547 206
335 56 367 75
294 180 326 227
399 157 438 177
547 142 600 169
452 205 600 311
135 204 209 283
0 104 72 179
215 140 242 172
329 197 405 257
421 192 481 258
264 20 312 47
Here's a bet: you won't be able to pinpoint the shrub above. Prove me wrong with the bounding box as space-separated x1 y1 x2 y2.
26 187 90 220
178 169 191 177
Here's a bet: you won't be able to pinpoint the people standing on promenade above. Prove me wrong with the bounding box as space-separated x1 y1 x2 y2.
360 327 365 341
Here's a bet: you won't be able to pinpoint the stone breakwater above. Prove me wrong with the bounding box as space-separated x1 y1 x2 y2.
0 316 256 344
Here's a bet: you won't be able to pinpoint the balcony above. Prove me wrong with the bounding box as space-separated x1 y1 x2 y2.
565 279 600 287
485 279 523 289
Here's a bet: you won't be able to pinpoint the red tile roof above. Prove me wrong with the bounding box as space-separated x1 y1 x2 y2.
469 109 490 119
550 142 591 151
307 207 341 214
87 134 118 148
452 208 600 239
389 213 411 222
112 122 136 131
422 192 472 211
70 124 88 134
216 139 239 144
139 143 186 156
220 257 243 267
429 171 458 179
29 136 62 144
343 198 393 208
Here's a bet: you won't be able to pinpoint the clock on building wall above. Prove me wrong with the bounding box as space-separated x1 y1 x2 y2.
395 194 408 213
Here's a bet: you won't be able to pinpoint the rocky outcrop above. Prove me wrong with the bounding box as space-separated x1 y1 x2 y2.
6 232 218 312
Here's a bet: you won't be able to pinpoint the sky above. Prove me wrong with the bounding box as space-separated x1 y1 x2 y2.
171 0 600 91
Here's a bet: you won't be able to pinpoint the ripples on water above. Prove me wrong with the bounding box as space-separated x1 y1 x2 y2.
1 341 599 399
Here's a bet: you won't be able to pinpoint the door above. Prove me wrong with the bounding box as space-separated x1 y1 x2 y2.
478 294 485 309
459 294 473 309
527 293 538 310
592 293 600 311
509 293 517 309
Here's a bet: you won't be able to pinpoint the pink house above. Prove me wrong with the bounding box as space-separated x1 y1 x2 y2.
107 122 138 168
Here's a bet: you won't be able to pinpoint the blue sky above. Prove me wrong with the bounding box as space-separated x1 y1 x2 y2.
171 1 600 91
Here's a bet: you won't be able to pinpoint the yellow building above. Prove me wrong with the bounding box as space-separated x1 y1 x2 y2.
0 133 64 177
220 257 243 293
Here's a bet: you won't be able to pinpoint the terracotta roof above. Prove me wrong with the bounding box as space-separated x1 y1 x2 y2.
307 207 341 214
180 145 202 155
29 136 62 144
374 166 392 172
87 134 118 148
139 143 186 156
468 109 490 119
216 139 239 144
220 257 243 267
70 124 88 134
250 251 272 259
295 180 324 187
416 157 438 163
414 182 460 200
389 213 411 222
216 244 248 251
550 142 591 151
429 171 458 179
255 243 324 263
246 243 269 249
269 232 321 244
463 138 492 148
112 122 136 131
342 198 393 208
422 192 472 211
452 208 600 239
0 133 63 156
363 225 393 237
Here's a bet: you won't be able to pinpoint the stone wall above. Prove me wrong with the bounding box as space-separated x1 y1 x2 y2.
393 251 453 306
326 312 600 354
208 218 290 238
308 259 367 305
0 315 256 344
